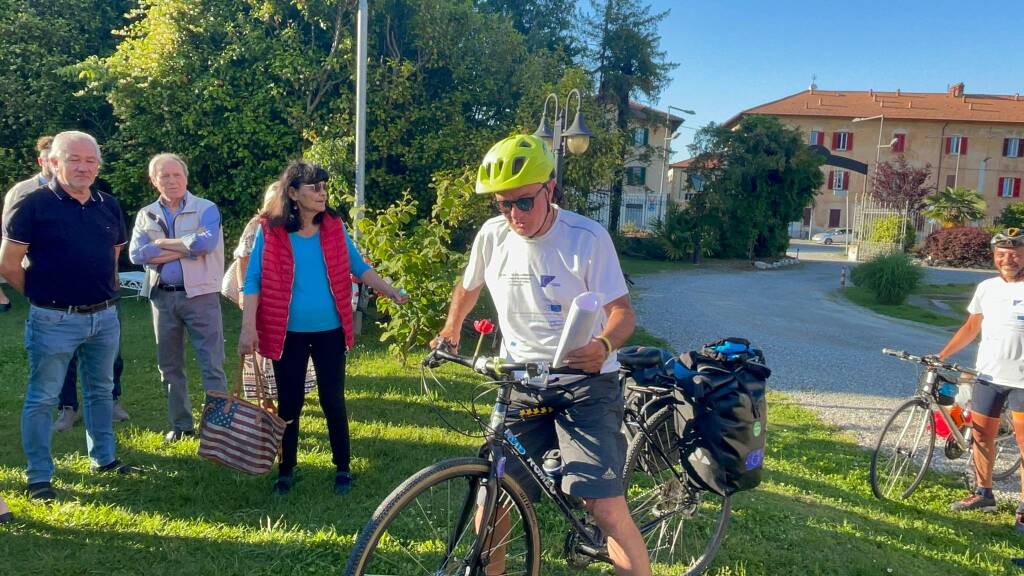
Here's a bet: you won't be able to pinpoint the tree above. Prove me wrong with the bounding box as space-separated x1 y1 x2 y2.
922 185 987 227
996 202 1024 229
870 154 932 210
586 0 675 233
688 116 824 258
473 0 582 58
0 0 132 189
80 0 564 241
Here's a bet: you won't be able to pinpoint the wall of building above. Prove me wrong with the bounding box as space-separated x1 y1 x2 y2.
777 116 1024 234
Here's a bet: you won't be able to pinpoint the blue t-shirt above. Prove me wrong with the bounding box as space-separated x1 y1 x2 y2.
244 226 370 333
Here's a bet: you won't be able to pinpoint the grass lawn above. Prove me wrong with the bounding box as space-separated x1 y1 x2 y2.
620 256 696 277
839 285 965 328
2 291 1023 574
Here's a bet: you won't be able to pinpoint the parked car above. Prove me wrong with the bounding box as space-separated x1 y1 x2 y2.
811 228 851 245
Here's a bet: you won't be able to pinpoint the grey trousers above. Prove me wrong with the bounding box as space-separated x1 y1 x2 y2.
151 290 227 432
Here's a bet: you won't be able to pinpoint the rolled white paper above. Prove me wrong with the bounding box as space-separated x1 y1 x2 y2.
551 291 602 368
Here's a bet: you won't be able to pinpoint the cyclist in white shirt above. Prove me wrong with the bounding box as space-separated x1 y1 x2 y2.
938 228 1024 529
432 135 652 576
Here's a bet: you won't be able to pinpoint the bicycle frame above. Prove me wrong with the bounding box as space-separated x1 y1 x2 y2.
460 380 613 570
917 368 970 450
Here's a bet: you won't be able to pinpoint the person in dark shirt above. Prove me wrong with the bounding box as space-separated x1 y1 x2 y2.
0 130 142 501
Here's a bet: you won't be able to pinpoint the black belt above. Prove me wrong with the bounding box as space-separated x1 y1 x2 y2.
33 297 119 315
158 284 187 292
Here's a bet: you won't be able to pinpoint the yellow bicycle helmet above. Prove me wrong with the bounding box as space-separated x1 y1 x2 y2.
475 135 555 194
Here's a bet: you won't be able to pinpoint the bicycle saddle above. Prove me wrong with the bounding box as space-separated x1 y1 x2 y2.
617 346 672 370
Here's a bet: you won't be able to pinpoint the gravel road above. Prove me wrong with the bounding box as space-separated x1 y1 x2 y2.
629 255 1021 500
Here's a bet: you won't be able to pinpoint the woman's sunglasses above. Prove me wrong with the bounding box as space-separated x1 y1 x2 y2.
494 183 549 214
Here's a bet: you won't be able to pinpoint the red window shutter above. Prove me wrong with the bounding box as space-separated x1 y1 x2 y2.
828 170 834 188
831 133 838 150
1015 178 1022 198
999 177 1006 196
945 137 951 154
1004 139 1010 157
961 137 968 155
847 132 853 150
843 172 850 189
894 134 905 153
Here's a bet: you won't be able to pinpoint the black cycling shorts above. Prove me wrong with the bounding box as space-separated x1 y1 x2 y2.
498 371 626 502
971 379 1024 418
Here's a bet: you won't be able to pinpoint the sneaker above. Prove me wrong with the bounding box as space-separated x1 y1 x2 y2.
950 489 997 513
53 406 78 432
91 459 144 475
26 482 56 502
112 403 131 422
334 471 353 496
272 472 295 496
163 430 195 443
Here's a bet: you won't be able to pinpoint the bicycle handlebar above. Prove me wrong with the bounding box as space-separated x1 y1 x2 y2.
881 348 979 377
423 342 593 380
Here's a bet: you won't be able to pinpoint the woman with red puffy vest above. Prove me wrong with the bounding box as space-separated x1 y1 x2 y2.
238 161 406 496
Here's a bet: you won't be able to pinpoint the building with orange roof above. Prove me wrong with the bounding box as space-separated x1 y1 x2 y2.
716 82 1024 236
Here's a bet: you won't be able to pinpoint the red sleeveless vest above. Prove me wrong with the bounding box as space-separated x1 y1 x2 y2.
256 214 355 360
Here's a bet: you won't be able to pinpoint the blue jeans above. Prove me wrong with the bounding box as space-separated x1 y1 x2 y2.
23 305 120 484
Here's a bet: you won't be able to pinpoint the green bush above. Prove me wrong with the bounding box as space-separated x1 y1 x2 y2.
997 202 1024 229
866 215 916 250
850 252 924 304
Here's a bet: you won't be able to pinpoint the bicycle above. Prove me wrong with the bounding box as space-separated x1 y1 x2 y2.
618 346 732 574
343 343 728 576
869 348 1022 500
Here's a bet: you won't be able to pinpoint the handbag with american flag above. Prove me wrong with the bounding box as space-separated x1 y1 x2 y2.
198 355 288 475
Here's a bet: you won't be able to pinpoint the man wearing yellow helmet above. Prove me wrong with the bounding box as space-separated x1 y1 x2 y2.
939 228 1024 530
433 134 651 575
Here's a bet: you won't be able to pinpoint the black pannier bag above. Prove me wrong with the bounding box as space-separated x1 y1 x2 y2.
674 337 770 496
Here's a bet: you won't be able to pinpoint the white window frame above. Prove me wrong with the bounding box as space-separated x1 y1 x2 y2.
949 135 963 155
831 169 847 191
809 130 824 146
1008 138 1021 158
835 132 850 151
1002 177 1017 198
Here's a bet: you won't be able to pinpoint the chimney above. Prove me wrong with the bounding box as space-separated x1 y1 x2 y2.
949 82 965 98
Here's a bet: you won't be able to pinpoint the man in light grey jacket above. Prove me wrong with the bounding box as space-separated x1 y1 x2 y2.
129 153 226 442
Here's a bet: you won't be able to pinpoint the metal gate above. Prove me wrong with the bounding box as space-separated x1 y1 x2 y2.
851 195 919 261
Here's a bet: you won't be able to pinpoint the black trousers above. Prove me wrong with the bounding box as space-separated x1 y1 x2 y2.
59 349 124 410
272 327 349 476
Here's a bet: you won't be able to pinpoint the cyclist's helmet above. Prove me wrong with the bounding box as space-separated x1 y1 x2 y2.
991 227 1024 248
476 135 555 194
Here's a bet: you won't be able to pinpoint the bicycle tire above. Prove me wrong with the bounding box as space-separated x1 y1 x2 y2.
992 412 1022 481
344 457 541 576
623 406 731 576
869 398 935 500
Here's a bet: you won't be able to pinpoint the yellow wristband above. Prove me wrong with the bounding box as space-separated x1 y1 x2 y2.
594 335 613 353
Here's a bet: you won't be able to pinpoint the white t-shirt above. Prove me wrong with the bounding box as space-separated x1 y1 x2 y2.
967 276 1024 388
462 208 629 375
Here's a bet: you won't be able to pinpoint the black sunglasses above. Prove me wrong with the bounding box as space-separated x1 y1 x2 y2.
494 183 549 214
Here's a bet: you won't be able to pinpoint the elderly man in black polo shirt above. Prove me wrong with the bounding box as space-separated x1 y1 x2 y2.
0 130 140 501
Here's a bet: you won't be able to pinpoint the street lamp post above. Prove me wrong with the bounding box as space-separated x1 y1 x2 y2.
533 89 593 192
658 105 695 204
851 114 900 254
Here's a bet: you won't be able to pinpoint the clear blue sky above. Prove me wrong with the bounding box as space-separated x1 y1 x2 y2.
645 0 1024 161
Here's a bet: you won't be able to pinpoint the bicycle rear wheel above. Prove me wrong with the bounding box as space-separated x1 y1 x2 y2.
623 406 731 576
343 457 540 576
870 398 935 500
992 411 1022 481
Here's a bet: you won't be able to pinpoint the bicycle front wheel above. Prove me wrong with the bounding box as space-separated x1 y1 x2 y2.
623 406 731 576
870 398 935 500
992 411 1022 481
343 457 541 576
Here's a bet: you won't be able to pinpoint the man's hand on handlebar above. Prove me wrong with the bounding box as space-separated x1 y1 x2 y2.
430 330 460 352
563 339 607 374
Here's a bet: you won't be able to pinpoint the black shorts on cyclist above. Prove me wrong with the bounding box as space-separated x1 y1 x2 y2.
971 379 1024 418
499 372 626 502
